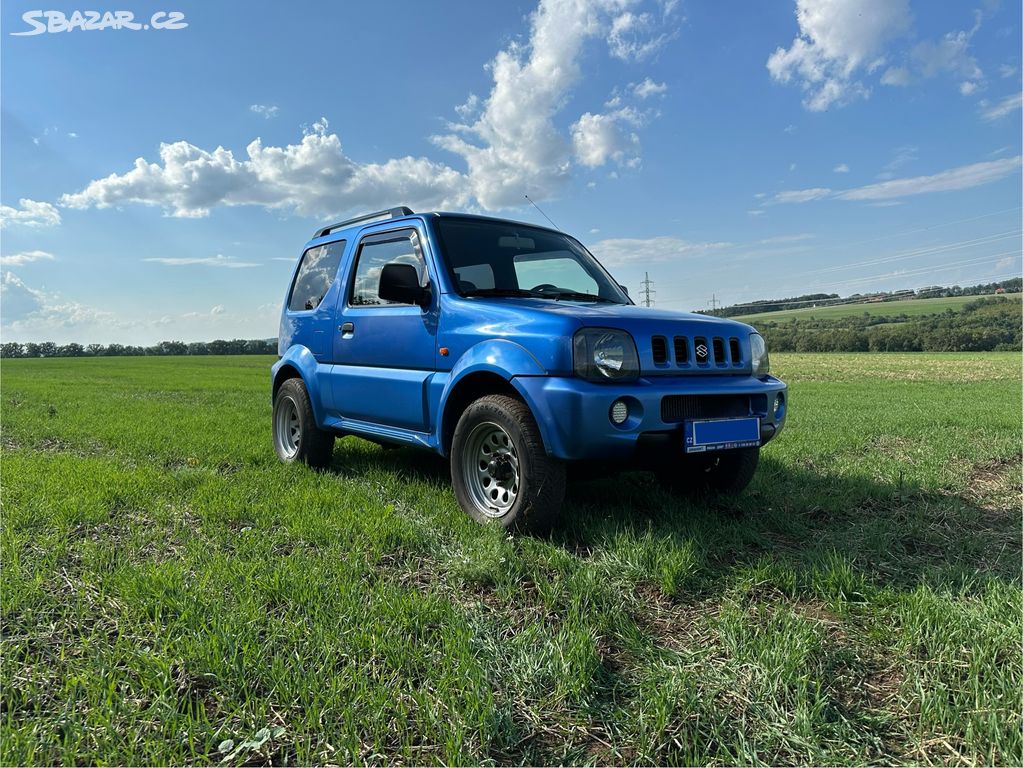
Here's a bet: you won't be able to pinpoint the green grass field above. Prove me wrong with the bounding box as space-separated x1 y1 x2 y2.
2 354 1021 765
733 293 1023 323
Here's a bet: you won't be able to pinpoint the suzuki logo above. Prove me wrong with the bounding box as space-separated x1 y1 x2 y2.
696 343 709 359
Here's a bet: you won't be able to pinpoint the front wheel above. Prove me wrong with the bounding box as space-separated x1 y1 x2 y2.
656 447 760 496
450 394 565 533
272 378 335 469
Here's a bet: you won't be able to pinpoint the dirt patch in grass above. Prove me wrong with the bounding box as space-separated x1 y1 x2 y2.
963 454 1022 516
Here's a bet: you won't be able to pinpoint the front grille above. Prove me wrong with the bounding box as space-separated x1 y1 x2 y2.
729 337 742 365
694 336 709 364
712 337 726 365
673 336 689 364
661 394 750 423
648 334 746 369
651 335 668 364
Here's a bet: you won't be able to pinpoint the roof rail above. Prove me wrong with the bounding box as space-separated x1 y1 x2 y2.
313 206 414 239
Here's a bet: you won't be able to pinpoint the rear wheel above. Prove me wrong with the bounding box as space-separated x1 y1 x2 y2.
656 447 760 496
272 378 335 469
451 394 565 533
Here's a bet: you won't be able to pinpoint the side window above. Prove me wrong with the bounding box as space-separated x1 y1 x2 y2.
350 230 427 306
288 240 346 311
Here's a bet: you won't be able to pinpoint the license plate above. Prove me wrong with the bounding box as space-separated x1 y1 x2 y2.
684 417 761 453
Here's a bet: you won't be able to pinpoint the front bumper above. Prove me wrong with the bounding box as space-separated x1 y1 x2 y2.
514 373 787 461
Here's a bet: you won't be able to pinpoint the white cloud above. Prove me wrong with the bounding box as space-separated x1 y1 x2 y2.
0 250 56 267
250 104 280 119
999 64 1018 78
60 0 675 220
588 236 732 266
432 0 675 208
1 271 44 321
143 254 261 268
571 108 642 168
632 77 668 99
838 156 1022 200
911 26 983 95
980 92 1023 121
1 271 115 329
881 66 911 86
184 304 227 318
607 9 675 61
61 119 471 218
767 0 912 111
769 155 1022 204
747 209 766 217
771 187 834 204
783 124 797 134
876 144 918 179
833 163 850 173
0 198 61 229
759 233 815 244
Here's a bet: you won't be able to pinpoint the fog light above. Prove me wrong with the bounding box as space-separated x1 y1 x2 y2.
610 399 629 425
773 393 784 417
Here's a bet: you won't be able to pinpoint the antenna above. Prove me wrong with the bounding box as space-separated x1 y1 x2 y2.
524 194 560 230
639 272 655 307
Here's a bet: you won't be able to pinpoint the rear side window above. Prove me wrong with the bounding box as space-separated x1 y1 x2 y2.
288 240 346 311
350 230 427 306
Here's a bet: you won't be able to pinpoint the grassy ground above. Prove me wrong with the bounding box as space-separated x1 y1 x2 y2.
2 353 1020 766
732 293 1022 323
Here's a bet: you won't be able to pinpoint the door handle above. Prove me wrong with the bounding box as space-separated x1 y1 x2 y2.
339 322 354 337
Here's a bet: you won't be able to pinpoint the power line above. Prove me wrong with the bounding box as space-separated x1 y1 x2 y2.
800 230 1022 277
639 272 655 307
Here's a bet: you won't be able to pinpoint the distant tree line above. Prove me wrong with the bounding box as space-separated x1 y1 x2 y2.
759 297 1021 352
703 278 1022 318
0 339 277 359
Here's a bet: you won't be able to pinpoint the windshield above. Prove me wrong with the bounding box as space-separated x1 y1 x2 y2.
433 218 631 304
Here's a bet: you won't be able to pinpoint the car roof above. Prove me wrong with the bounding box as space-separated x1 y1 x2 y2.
307 209 564 246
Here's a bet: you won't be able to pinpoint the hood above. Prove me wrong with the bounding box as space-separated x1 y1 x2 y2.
461 297 756 375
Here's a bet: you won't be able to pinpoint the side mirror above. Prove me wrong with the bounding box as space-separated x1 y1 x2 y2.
379 263 428 307
619 284 630 296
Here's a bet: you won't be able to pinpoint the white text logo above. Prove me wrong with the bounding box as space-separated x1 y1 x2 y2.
11 10 188 35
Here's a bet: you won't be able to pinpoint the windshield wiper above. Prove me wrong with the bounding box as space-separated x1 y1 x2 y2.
546 291 615 303
462 288 538 298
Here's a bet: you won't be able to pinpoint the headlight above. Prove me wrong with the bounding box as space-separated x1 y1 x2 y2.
573 328 639 382
750 333 770 377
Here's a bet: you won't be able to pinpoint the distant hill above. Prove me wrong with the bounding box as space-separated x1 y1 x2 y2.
734 292 1022 323
703 278 1022 320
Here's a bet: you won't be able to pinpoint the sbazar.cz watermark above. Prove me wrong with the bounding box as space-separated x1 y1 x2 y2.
11 10 187 35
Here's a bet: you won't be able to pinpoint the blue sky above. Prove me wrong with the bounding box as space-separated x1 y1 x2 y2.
2 0 1020 343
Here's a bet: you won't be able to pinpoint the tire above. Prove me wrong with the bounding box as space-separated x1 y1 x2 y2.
272 378 335 469
450 394 565 533
656 447 760 497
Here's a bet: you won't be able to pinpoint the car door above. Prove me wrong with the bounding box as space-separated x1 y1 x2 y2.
331 226 438 431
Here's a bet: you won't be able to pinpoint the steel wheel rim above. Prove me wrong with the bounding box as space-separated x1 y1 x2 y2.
274 396 301 458
462 422 519 518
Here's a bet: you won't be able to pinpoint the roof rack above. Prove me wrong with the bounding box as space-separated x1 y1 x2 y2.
313 206 414 239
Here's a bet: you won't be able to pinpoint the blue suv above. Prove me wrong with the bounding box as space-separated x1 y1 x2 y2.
272 207 786 531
